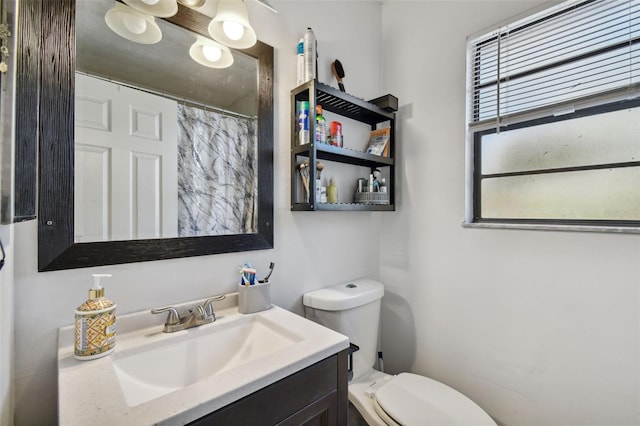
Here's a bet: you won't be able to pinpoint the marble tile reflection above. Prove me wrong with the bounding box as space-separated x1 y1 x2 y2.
177 104 258 237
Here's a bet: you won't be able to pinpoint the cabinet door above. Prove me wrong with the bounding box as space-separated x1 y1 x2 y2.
277 391 338 426
188 351 348 426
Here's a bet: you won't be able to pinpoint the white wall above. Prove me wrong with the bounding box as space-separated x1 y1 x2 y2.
0 225 14 426
380 1 640 425
12 2 383 424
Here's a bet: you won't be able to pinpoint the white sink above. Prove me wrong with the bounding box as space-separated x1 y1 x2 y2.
113 314 302 406
58 297 349 426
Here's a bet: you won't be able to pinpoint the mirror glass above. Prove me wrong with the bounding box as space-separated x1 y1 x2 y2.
75 0 259 242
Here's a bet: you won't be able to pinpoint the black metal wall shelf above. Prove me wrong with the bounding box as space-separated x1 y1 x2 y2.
291 80 396 211
292 203 394 212
292 144 394 169
293 81 394 125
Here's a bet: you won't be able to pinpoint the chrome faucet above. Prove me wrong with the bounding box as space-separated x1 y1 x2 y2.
151 295 226 333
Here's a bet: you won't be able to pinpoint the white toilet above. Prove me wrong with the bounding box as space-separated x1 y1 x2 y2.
303 278 497 426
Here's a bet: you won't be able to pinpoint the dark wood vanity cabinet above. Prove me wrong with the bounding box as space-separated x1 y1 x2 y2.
188 350 348 426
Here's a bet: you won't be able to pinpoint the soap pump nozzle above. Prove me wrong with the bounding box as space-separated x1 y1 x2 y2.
89 273 111 299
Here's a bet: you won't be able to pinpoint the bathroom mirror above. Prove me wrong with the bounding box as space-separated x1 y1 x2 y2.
35 0 273 271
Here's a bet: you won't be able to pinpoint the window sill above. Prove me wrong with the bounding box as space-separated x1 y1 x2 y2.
462 221 640 235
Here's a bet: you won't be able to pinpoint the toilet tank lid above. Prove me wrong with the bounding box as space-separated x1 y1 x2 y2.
303 278 384 311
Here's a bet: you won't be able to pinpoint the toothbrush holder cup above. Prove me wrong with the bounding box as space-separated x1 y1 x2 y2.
238 282 272 314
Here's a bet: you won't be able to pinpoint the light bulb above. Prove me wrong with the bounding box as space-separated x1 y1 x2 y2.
139 0 160 4
202 45 222 62
222 21 245 41
179 0 206 6
122 14 148 35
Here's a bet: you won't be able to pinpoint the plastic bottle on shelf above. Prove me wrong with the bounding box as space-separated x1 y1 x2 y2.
379 178 387 193
327 177 338 204
330 121 343 147
315 104 326 144
297 101 309 145
303 28 316 82
296 38 304 85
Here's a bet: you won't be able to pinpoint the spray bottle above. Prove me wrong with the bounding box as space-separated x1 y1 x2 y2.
303 27 316 82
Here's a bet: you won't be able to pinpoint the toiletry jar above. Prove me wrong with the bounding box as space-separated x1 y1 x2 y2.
238 282 271 314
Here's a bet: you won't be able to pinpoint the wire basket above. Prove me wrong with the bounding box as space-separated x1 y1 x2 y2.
354 192 390 205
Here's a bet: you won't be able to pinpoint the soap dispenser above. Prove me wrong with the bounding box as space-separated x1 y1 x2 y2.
74 274 117 360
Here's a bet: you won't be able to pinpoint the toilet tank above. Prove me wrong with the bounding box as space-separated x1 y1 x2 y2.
303 279 384 381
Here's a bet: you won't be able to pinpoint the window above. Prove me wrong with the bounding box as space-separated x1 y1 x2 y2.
465 0 640 232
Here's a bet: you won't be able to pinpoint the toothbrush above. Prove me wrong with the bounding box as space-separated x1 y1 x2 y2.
259 262 275 283
242 267 256 285
238 265 255 286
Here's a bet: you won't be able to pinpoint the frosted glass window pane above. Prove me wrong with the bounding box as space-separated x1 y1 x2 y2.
481 166 640 220
482 107 640 175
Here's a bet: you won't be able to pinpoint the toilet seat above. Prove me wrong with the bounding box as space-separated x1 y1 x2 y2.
370 373 496 426
373 397 402 426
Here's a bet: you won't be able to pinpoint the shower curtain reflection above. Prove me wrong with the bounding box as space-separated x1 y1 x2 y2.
177 104 258 237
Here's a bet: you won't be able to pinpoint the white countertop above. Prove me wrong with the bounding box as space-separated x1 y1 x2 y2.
58 295 349 425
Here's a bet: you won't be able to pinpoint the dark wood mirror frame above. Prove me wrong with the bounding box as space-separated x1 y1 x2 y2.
25 0 273 271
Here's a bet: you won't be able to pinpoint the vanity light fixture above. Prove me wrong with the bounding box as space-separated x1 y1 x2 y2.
189 35 234 68
105 3 163 44
208 0 257 49
123 0 178 17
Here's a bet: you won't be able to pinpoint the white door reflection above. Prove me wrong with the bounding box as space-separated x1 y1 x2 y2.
75 73 178 242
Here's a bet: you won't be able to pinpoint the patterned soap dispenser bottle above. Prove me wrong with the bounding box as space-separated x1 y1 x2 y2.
74 274 117 360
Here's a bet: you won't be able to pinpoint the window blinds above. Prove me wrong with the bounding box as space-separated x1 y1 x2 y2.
468 0 640 130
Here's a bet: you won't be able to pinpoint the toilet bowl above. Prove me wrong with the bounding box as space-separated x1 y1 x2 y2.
303 279 496 426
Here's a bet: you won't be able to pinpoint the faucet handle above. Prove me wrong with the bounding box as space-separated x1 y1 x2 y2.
191 305 206 320
202 295 226 318
151 306 180 326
